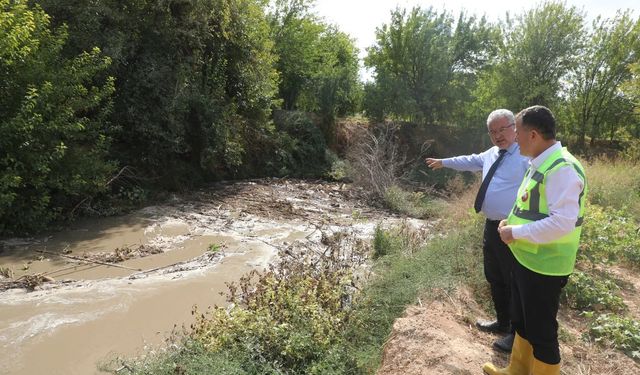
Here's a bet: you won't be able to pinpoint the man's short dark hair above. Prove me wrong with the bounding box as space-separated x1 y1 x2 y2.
517 105 556 140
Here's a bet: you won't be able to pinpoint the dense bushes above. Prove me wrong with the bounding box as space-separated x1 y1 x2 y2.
267 111 330 177
37 0 280 187
183 233 367 374
0 0 115 234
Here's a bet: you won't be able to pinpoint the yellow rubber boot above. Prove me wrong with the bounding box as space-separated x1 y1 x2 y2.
482 333 533 375
531 358 560 375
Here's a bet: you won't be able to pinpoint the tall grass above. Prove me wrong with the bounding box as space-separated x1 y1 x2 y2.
584 157 640 220
346 217 486 371
382 185 446 219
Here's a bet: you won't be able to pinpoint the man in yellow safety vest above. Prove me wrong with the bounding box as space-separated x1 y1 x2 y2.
483 105 587 375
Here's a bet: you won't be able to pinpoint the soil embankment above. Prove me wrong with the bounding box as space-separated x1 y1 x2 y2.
378 288 640 375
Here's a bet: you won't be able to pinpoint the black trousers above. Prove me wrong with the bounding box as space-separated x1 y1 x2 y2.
511 259 568 364
483 219 515 326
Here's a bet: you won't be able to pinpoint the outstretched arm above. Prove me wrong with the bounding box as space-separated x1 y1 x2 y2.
426 151 487 172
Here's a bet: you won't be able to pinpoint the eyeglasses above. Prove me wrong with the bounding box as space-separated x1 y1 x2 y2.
488 123 515 137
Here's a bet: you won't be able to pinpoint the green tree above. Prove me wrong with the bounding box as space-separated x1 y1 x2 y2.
364 7 499 124
621 62 640 138
566 12 640 146
268 0 323 110
37 0 279 186
495 1 585 110
268 0 361 124
0 0 115 234
298 26 362 142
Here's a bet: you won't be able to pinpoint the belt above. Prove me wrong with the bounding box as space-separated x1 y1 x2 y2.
486 218 504 225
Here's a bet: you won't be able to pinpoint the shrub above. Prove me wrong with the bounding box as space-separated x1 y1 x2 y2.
588 314 640 360
100 340 250 375
189 233 367 374
346 123 407 198
325 150 349 181
268 111 330 177
579 204 640 267
373 226 394 259
563 271 626 312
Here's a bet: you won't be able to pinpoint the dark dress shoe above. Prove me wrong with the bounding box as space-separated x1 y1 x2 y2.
493 333 515 353
475 319 510 334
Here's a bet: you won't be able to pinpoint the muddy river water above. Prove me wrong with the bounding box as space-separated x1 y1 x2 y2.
0 180 429 375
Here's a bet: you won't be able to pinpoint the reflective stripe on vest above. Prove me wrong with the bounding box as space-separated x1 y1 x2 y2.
507 148 587 276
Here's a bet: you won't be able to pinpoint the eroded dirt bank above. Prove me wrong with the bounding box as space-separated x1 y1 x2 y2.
0 179 428 375
377 288 640 375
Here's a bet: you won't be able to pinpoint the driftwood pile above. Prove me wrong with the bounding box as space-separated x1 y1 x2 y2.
0 274 56 292
0 244 164 292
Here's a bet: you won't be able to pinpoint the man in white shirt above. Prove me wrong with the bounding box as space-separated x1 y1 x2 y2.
483 105 587 375
426 109 529 353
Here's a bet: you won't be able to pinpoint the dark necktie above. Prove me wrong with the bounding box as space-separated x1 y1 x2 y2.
474 149 507 213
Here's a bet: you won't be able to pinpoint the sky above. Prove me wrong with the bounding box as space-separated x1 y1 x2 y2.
311 0 638 80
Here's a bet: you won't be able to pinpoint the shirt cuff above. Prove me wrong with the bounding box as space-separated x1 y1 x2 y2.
511 224 525 239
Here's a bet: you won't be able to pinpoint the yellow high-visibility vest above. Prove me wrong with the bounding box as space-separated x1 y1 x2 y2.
507 147 587 276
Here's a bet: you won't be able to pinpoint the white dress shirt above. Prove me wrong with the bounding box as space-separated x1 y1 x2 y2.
511 142 584 243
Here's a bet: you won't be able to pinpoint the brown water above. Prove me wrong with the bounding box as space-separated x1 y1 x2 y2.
0 181 427 374
0 217 283 375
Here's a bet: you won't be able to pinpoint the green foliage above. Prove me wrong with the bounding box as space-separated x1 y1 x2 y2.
364 7 499 124
383 185 442 219
101 340 250 375
565 11 640 147
0 0 115 234
579 204 640 266
373 225 393 259
269 0 323 110
325 150 348 181
588 314 640 360
268 1 362 141
501 1 584 109
207 244 221 253
268 111 329 177
624 139 640 162
307 27 363 142
563 271 626 312
622 62 640 136
190 240 363 374
85 183 149 217
38 0 279 187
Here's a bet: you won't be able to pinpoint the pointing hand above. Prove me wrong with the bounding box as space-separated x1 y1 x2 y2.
425 158 443 170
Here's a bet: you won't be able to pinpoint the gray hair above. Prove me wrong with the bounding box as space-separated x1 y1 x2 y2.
486 109 515 127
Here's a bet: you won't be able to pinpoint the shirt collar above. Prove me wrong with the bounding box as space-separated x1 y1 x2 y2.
505 142 519 155
530 141 562 169
496 142 518 155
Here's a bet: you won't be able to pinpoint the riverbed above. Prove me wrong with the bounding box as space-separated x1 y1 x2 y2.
0 180 430 375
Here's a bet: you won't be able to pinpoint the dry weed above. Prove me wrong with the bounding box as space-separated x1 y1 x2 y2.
347 122 431 199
